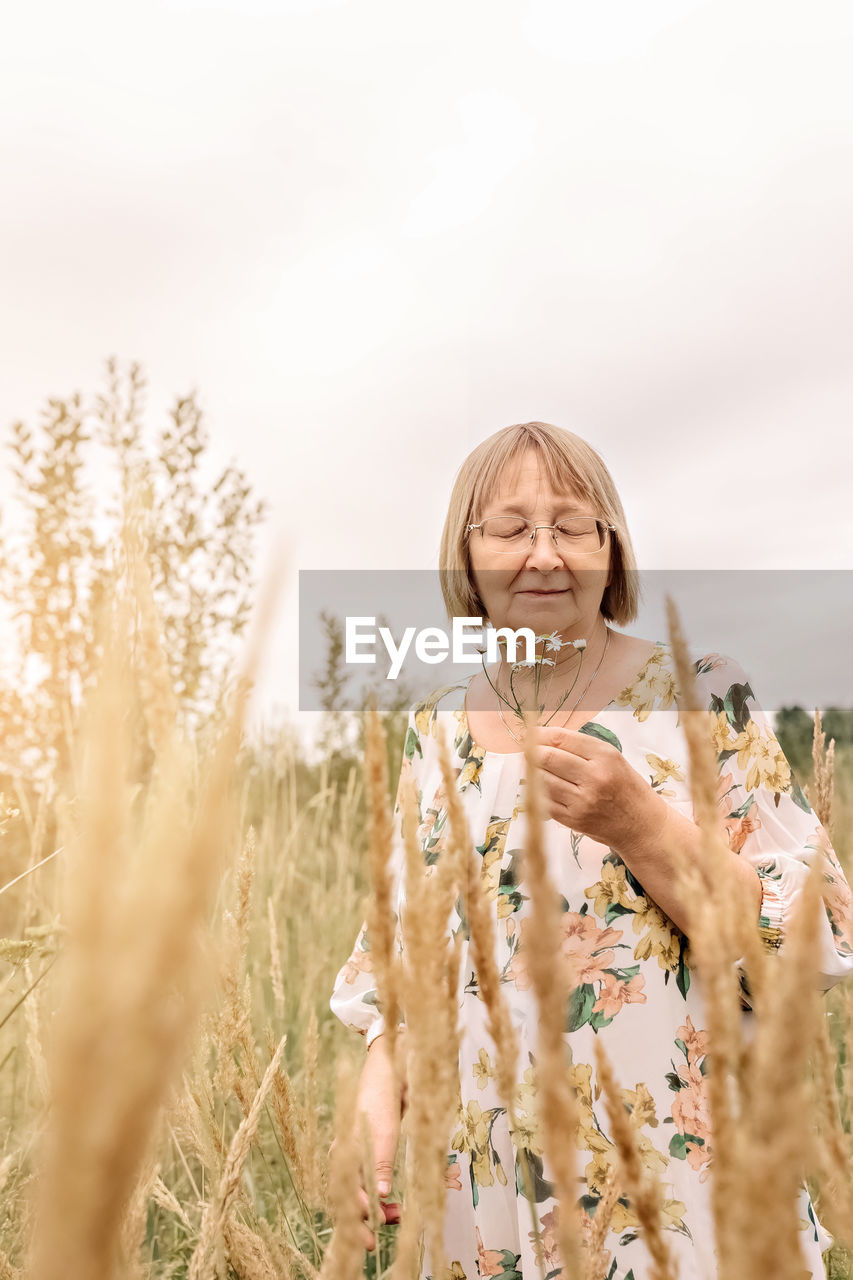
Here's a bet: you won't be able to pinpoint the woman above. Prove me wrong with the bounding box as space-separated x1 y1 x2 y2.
330 421 853 1279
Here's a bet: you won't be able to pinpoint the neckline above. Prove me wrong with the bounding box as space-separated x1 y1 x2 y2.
459 638 668 758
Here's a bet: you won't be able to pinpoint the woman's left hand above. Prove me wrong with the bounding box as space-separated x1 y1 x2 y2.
532 724 670 859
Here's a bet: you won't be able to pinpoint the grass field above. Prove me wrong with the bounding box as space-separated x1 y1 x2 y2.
1 606 852 1280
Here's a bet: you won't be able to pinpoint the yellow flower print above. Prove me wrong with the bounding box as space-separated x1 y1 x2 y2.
584 1133 617 1196
479 814 513 901
452 1099 490 1155
459 747 486 789
584 860 635 919
570 1059 594 1107
511 1066 543 1156
609 1196 641 1234
435 1264 468 1280
709 710 734 755
472 1047 493 1090
645 753 685 788
496 893 518 920
729 719 792 794
622 1080 658 1129
661 1198 688 1229
614 650 677 722
631 897 682 971
451 1100 505 1188
635 1130 669 1179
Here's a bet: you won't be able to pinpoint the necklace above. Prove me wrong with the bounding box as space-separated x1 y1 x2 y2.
495 625 612 745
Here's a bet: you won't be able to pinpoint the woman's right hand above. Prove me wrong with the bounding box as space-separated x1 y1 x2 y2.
330 1030 407 1253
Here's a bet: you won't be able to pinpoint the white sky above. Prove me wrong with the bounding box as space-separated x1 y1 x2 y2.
2 0 852 739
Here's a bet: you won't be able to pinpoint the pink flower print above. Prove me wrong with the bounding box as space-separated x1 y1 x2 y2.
592 970 647 1019
475 1226 506 1276
716 772 762 853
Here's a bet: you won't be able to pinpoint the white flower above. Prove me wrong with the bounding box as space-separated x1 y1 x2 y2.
573 638 587 651
544 631 564 652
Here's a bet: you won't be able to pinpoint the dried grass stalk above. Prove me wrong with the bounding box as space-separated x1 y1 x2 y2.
740 846 830 1278
593 1038 677 1280
581 1160 621 1280
223 1212 282 1280
27 550 274 1280
807 1012 853 1243
390 769 462 1280
521 708 583 1280
267 895 285 1021
189 1030 288 1279
364 704 403 1075
262 1019 309 1196
664 596 762 1278
213 828 258 1097
665 595 843 1279
807 709 835 829
433 721 519 1108
432 720 547 1255
318 1057 365 1280
301 1007 322 1207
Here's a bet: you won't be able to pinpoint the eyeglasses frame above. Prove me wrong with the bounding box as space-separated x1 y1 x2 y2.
465 515 617 556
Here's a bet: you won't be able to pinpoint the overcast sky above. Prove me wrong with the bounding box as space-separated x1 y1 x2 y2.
2 0 852 737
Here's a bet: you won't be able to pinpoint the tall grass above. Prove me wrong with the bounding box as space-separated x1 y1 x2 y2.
0 588 852 1279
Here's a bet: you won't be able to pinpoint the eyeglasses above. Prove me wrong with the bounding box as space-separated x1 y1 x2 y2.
466 515 616 556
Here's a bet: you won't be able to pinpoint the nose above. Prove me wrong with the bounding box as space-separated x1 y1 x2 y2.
523 525 564 570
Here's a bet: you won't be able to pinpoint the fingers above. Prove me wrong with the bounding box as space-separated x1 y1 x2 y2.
357 1184 401 1253
536 740 587 785
374 1157 395 1198
535 725 597 762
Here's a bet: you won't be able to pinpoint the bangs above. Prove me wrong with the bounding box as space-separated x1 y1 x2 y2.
469 429 596 521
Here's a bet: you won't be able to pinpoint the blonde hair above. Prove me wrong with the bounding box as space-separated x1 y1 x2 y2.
438 421 640 627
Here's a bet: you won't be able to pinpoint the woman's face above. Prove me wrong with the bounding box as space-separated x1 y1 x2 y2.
467 446 611 645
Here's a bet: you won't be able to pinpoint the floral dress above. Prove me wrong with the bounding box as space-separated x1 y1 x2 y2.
330 641 853 1280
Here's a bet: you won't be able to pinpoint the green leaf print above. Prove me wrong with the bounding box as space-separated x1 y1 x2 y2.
454 892 471 941
710 682 754 734
675 947 690 999
728 793 756 821
514 1148 554 1203
604 901 635 925
493 1250 522 1279
567 982 596 1031
579 721 623 752
790 778 812 813
404 725 423 760
669 1132 688 1159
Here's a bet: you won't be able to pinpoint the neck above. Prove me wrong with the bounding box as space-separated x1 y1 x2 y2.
497 616 611 707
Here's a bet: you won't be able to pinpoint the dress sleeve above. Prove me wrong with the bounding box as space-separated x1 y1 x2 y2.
695 652 853 1010
328 704 423 1047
